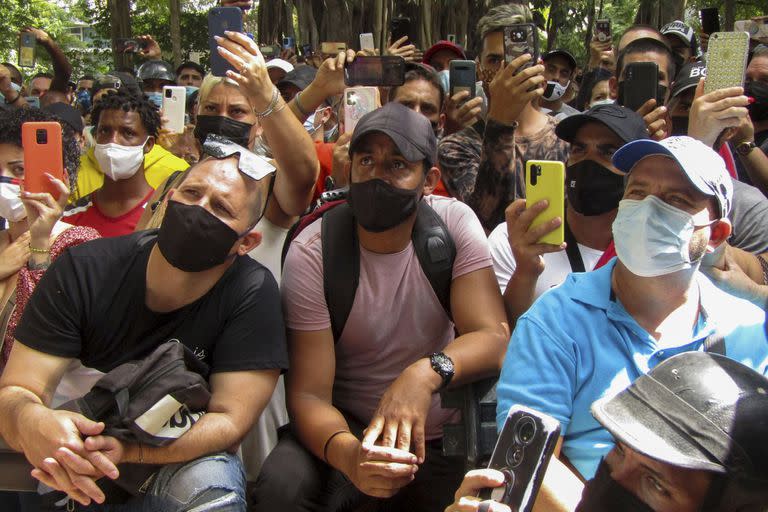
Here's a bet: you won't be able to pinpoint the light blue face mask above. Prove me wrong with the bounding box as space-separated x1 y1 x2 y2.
303 112 319 135
612 195 713 277
184 86 199 99
145 91 163 109
0 81 22 103
436 70 450 95
590 98 615 108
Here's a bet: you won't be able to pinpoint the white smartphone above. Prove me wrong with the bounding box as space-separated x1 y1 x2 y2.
162 86 186 134
359 32 375 51
343 86 379 134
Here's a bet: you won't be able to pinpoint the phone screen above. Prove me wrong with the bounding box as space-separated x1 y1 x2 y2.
344 56 405 87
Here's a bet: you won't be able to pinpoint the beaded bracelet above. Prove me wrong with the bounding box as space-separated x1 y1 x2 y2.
28 245 50 254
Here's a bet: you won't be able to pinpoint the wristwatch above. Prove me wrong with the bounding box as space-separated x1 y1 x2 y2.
736 141 757 156
429 352 455 390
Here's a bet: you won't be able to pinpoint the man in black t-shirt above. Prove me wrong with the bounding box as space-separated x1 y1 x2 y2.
0 152 287 510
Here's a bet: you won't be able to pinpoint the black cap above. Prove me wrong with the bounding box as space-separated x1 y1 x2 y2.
277 65 317 92
349 102 437 167
92 72 142 98
671 61 706 98
543 49 577 71
43 102 85 134
555 103 649 144
592 352 768 477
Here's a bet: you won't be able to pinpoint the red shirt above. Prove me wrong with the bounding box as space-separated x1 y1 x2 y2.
312 141 335 202
63 190 154 238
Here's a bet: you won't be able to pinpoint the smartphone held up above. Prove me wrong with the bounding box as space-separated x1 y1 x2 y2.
21 122 66 199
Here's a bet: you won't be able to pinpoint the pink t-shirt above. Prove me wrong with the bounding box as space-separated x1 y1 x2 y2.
282 195 492 439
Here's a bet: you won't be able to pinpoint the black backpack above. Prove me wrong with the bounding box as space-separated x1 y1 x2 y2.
282 199 456 341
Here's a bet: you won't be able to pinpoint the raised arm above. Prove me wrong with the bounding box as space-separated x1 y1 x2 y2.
217 31 318 218
22 28 72 93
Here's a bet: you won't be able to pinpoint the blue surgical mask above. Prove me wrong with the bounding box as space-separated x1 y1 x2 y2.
184 85 199 99
145 91 163 109
436 70 450 95
612 195 713 277
303 112 319 135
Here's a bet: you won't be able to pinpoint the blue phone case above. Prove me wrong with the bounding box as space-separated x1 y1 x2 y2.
208 7 244 77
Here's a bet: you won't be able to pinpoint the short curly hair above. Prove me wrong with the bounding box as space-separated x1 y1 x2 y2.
91 88 161 138
0 107 80 190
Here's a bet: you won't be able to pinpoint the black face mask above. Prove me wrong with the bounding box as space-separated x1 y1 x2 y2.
566 159 625 216
157 200 242 272
575 458 653 512
745 80 768 123
348 179 421 232
670 115 689 136
194 115 253 147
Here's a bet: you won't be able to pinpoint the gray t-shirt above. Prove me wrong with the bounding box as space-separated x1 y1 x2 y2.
729 178 768 254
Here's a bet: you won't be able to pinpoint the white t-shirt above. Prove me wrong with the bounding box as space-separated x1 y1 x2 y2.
488 222 604 298
248 215 290 283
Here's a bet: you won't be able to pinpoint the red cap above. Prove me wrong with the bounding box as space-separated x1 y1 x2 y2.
422 40 466 65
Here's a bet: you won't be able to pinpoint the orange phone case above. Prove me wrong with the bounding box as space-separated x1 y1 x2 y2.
21 122 66 197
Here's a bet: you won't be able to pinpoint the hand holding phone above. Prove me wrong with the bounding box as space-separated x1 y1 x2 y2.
449 60 476 101
390 17 411 43
19 33 36 68
479 405 560 512
595 19 611 43
703 31 750 95
21 122 66 198
618 62 660 112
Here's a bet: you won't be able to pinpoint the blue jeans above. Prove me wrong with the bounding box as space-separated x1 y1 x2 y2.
77 453 246 511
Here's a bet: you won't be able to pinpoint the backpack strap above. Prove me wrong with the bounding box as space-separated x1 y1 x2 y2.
321 203 359 342
411 201 456 320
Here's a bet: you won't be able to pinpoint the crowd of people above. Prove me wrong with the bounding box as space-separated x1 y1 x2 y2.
0 1 767 511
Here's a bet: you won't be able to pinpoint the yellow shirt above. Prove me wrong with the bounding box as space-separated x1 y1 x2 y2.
72 144 189 202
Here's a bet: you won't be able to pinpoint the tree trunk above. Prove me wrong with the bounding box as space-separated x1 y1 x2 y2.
108 0 132 69
584 0 596 52
169 0 182 67
724 0 735 31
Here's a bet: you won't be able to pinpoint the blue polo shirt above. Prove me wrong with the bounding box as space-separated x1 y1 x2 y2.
496 258 768 479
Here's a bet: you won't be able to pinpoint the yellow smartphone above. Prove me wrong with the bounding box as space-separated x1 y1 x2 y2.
526 160 565 245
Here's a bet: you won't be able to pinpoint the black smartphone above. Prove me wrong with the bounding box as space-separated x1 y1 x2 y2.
619 62 659 112
449 60 476 101
344 56 406 87
479 405 560 512
208 7 244 77
503 24 539 68
595 19 612 43
391 16 411 42
301 43 313 57
700 8 720 35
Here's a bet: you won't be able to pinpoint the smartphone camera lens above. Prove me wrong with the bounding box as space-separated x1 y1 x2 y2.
506 446 525 467
515 416 536 446
36 129 47 145
165 89 173 98
530 165 541 186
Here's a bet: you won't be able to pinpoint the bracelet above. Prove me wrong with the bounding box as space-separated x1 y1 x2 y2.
254 87 283 118
28 245 50 254
294 90 311 118
758 255 768 287
323 429 351 464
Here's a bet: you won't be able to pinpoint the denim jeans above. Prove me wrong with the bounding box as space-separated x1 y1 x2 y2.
72 452 246 512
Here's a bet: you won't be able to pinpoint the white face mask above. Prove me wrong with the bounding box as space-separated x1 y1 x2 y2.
612 195 713 277
94 138 148 181
543 80 570 102
590 98 615 108
0 182 26 222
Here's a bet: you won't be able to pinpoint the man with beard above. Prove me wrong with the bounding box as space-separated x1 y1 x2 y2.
438 3 569 233
488 103 648 324
495 136 768 482
448 352 768 512
251 102 509 511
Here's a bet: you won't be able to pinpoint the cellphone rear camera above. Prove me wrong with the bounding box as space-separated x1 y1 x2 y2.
165 89 173 98
506 446 525 467
515 416 537 446
35 129 47 145
530 164 542 186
